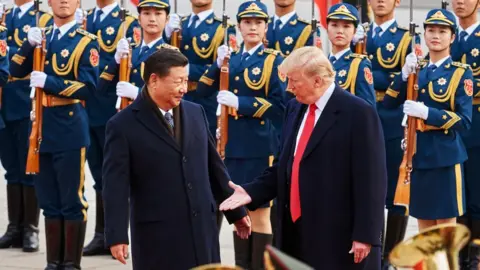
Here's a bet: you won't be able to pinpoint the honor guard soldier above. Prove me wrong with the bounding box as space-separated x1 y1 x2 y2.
384 8 472 233
451 0 480 268
75 0 140 257
0 0 52 254
197 1 286 269
9 0 99 267
355 0 421 267
98 0 172 102
326 3 376 106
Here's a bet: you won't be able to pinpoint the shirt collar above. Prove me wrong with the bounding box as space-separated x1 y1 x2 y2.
313 82 335 112
243 42 263 56
429 55 450 67
13 1 34 18
53 20 77 39
372 18 396 35
330 48 350 61
159 108 173 117
459 21 480 37
95 2 118 18
190 9 214 24
141 36 163 49
273 11 296 28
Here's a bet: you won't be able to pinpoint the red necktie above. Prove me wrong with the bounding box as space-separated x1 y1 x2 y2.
290 103 317 222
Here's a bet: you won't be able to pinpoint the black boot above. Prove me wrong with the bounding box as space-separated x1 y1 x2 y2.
83 192 109 256
382 213 408 269
44 219 63 270
234 232 251 269
0 184 23 248
251 232 273 270
63 220 87 270
468 220 480 270
458 215 471 269
22 185 39 252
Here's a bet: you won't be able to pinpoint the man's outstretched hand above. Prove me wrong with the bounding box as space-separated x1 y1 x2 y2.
219 181 252 211
234 215 252 239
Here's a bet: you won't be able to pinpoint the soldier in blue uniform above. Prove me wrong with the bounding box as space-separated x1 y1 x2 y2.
326 3 376 107
384 9 472 232
9 0 99 266
197 1 286 269
0 1 51 254
450 0 480 267
98 0 172 103
74 0 140 257
354 0 421 267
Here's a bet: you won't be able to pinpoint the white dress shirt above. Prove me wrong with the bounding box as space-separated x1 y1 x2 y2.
93 2 118 22
428 55 450 68
458 21 480 41
140 36 163 49
295 82 335 154
159 108 173 117
188 9 214 28
13 1 34 19
273 11 296 30
329 48 351 62
371 18 396 38
51 20 78 41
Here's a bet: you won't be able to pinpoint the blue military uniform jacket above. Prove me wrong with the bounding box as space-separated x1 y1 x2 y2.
175 13 236 132
98 39 169 92
0 26 9 129
85 6 140 126
266 13 320 57
332 50 375 106
451 25 480 148
384 58 473 169
197 45 287 158
365 21 420 140
10 25 99 152
3 8 52 123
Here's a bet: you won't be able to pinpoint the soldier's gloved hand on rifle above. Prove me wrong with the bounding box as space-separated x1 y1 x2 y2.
216 45 232 68
116 81 139 100
75 8 84 25
115 38 130 64
402 52 417 81
30 71 47 89
352 24 365 45
165 14 181 38
27 27 42 46
217 90 238 110
403 100 428 120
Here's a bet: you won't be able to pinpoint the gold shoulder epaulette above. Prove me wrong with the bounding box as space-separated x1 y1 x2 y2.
396 25 408 31
297 17 310 24
181 16 188 22
157 43 180 51
350 53 367 59
452 61 470 69
87 9 94 15
263 48 279 56
419 59 428 67
76 28 97 40
5 8 11 15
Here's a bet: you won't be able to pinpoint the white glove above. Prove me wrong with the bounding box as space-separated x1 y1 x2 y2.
401 114 407 127
75 8 84 25
116 81 139 100
217 90 239 110
165 14 181 38
27 27 42 47
352 24 365 45
402 52 417 81
0 4 4 19
403 100 428 120
216 45 232 68
30 71 47 88
114 38 130 64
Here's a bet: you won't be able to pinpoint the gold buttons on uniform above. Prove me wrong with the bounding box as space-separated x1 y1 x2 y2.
7 36 11 40
233 89 238 94
184 45 189 50
260 121 265 125
478 107 480 112
133 69 137 73
132 82 136 86
369 55 373 59
45 61 50 65
107 40 111 44
235 116 238 120
421 89 426 94
69 111 74 116
235 76 239 81
286 51 290 55
444 130 448 134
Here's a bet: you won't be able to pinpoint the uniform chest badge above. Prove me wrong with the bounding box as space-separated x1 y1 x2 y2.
364 67 373 84
206 18 213 24
23 25 31 33
112 11 119 18
0 40 6 57
437 78 447 86
471 48 479 57
133 27 141 45
60 49 69 58
89 48 99 67
389 27 397 33
200 33 209 42
386 43 395 52
106 27 115 36
290 19 297 25
464 79 473 96
252 67 261 76
475 31 480 37
284 36 294 45
338 70 347 77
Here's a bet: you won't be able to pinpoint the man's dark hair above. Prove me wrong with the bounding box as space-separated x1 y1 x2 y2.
143 48 188 82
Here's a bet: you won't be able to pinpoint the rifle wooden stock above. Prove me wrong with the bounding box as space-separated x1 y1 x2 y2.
394 72 418 212
118 50 132 111
216 56 230 159
26 42 46 174
171 31 181 48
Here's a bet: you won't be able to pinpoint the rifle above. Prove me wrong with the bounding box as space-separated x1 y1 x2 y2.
393 0 421 214
311 0 321 48
355 0 367 55
78 0 87 29
442 0 449 9
170 0 181 48
26 0 46 174
217 0 230 159
115 0 132 111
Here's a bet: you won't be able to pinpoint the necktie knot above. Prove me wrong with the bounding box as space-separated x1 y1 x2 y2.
13 7 20 18
190 15 199 28
374 27 382 37
309 103 317 114
241 52 249 62
275 19 282 30
140 46 149 56
329 55 336 64
52 28 61 42
164 112 174 128
96 9 103 19
428 64 437 72
459 31 468 41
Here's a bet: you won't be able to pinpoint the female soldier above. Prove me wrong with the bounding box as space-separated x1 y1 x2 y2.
197 1 286 269
384 9 473 231
326 3 376 106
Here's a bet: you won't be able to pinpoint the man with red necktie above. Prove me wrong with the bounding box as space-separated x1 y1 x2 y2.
220 46 387 270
